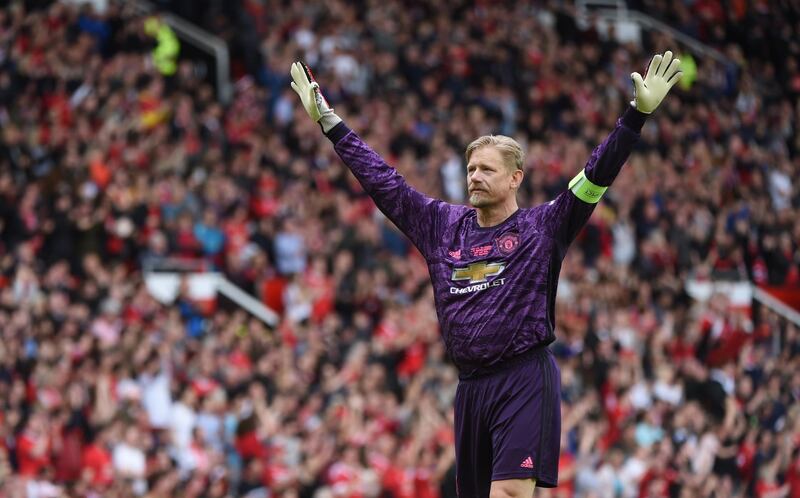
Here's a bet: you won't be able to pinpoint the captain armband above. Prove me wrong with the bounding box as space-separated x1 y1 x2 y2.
568 170 608 204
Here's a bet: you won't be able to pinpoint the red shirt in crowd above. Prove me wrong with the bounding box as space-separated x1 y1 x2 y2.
16 432 50 477
413 467 439 498
787 454 800 498
327 461 363 498
81 442 113 487
756 480 787 498
235 430 267 461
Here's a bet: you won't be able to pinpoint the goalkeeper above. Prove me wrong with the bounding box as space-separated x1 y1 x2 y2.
291 52 682 498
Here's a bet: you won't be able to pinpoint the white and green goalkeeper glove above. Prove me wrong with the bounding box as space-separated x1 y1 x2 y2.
630 50 683 114
290 61 342 133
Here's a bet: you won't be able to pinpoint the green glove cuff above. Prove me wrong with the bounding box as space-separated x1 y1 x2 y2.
568 170 608 204
318 110 342 134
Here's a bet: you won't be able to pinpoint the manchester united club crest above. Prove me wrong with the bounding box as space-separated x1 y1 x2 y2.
495 232 519 255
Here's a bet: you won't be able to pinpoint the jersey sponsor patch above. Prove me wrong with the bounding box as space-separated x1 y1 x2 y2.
495 232 519 255
449 278 506 295
451 261 505 284
450 261 507 294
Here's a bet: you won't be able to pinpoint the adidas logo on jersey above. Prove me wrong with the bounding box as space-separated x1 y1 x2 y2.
520 456 534 469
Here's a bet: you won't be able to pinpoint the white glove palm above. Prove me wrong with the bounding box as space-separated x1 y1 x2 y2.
290 62 342 133
631 51 683 114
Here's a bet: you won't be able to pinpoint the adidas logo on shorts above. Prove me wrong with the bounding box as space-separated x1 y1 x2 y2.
520 456 534 469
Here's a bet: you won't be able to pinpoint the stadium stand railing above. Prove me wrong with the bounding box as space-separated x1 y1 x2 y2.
144 270 280 326
753 286 800 327
575 0 731 64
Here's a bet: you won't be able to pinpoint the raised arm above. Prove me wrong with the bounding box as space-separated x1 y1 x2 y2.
290 62 450 258
539 50 683 249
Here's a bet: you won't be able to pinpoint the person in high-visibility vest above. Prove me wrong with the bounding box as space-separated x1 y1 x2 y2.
144 16 180 76
678 52 697 90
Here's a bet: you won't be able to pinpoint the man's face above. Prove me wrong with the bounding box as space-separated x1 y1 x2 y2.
467 146 519 208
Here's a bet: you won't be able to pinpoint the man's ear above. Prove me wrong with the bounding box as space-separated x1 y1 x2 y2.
510 169 524 190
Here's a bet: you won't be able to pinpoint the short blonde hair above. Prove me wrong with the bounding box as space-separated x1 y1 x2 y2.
465 135 524 172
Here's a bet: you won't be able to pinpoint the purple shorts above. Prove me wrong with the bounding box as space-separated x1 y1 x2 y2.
454 346 561 497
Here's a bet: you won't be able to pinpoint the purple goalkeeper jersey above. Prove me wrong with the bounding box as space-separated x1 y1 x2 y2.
325 106 647 377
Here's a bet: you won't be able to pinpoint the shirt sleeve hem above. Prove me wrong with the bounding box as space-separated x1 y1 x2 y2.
620 105 648 133
324 121 351 144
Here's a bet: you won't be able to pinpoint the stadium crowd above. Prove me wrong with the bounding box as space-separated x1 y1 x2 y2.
0 0 799 497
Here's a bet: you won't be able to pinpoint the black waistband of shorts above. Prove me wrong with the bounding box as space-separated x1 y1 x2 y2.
458 345 551 381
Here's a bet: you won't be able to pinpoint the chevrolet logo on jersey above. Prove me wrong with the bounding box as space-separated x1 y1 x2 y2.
452 261 506 283
450 261 507 295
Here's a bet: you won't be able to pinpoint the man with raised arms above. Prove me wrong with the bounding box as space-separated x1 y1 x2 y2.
291 51 682 498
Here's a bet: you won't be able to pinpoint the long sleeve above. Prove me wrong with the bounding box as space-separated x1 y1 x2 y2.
325 122 451 258
537 106 648 250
